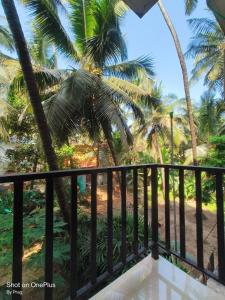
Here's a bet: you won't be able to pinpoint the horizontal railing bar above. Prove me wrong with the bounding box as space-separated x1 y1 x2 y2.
4 161 225 299
158 243 225 285
0 165 150 182
158 164 225 172
1 163 225 183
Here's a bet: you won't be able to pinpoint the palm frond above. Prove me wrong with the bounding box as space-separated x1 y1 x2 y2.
85 0 127 66
104 56 155 81
115 0 128 16
29 26 54 67
185 0 198 16
43 70 138 146
0 98 13 141
21 0 78 60
0 24 14 52
10 68 68 95
186 16 224 95
69 0 96 56
187 17 221 36
106 77 160 111
102 79 145 125
52 0 68 14
106 77 149 98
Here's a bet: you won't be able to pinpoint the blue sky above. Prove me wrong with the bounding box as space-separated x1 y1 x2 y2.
0 0 212 104
120 0 211 103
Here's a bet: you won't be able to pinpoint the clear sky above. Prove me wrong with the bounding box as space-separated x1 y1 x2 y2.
120 0 211 103
0 0 212 104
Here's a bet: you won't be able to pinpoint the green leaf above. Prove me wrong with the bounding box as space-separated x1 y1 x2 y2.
21 0 78 60
185 0 198 16
104 56 155 81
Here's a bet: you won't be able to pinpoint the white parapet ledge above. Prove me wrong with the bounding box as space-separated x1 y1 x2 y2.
90 255 224 300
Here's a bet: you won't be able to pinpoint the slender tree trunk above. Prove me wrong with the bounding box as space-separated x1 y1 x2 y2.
101 122 122 188
96 142 100 167
2 0 70 226
154 133 165 196
224 49 225 99
158 0 198 165
30 150 39 189
101 125 119 166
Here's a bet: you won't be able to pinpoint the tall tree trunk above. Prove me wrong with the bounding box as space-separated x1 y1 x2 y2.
101 123 119 167
224 49 225 99
2 0 70 226
153 133 165 196
101 122 122 188
96 142 100 167
158 0 198 165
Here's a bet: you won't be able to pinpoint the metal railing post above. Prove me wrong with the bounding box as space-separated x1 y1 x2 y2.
151 166 158 259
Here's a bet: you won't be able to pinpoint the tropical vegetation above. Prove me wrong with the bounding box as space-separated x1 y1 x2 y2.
0 0 224 299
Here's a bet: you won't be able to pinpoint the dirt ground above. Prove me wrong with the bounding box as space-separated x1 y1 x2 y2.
95 185 219 272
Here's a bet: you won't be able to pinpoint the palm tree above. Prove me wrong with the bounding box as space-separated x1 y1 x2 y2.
185 90 225 164
0 19 14 58
21 0 155 166
198 90 225 143
186 17 224 95
0 20 15 141
157 0 198 164
185 0 199 15
1 0 71 226
139 85 187 191
0 99 10 141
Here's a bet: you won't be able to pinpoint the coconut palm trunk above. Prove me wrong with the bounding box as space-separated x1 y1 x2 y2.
2 0 70 226
100 121 119 166
153 133 166 196
224 49 225 97
158 0 198 165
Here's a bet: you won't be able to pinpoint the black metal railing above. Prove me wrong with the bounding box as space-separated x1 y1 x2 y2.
0 164 224 299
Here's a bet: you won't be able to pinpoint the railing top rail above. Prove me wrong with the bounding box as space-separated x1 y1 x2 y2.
0 163 225 183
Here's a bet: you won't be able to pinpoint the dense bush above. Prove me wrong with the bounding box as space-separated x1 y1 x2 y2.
0 189 45 214
0 190 151 298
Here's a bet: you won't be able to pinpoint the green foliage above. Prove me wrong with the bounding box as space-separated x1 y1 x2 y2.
184 174 195 200
0 23 14 53
197 91 224 143
6 143 39 172
0 214 13 267
186 17 224 95
185 0 198 16
76 210 151 285
184 172 215 204
0 189 44 215
0 191 12 214
55 144 75 168
0 192 151 296
4 94 45 173
205 135 225 167
21 0 77 60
